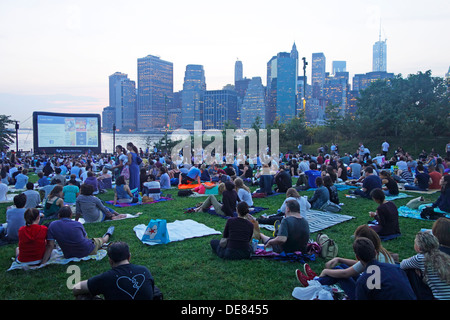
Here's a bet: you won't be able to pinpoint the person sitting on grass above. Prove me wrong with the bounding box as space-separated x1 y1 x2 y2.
194 181 240 217
75 184 126 223
15 208 48 264
260 199 309 254
114 175 138 205
308 177 329 210
404 163 432 191
296 225 395 300
23 182 41 209
41 206 115 263
351 167 382 199
379 170 399 196
400 231 450 300
72 241 162 300
42 185 64 219
210 201 254 260
0 193 27 245
352 237 416 300
63 179 80 204
432 217 450 256
368 188 401 238
420 175 450 215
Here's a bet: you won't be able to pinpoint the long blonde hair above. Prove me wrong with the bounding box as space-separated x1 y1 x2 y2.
234 177 250 194
415 231 450 284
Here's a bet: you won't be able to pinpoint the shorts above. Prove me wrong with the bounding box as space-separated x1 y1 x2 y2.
89 238 104 255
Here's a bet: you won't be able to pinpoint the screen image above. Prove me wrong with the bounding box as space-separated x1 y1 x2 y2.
33 112 101 154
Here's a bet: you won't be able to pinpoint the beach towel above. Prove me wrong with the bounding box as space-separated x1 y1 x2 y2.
398 205 450 220
7 248 107 271
178 182 216 190
259 210 354 234
134 219 221 246
75 212 143 224
385 193 412 201
105 196 173 207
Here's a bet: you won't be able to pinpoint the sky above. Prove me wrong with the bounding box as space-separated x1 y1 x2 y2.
0 0 449 128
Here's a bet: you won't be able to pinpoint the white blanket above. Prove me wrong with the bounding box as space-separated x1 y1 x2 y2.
134 219 221 246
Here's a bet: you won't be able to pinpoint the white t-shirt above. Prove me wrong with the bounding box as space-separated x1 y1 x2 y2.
382 142 389 152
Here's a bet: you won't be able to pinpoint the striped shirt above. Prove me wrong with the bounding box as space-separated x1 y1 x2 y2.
400 253 450 300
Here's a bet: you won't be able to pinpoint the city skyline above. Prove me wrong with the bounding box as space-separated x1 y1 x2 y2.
1 0 449 126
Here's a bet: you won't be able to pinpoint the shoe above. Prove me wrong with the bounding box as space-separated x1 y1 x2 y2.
303 263 317 279
296 269 310 287
103 226 115 238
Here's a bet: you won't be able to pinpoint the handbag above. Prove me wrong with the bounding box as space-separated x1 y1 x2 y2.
141 219 170 244
121 165 130 180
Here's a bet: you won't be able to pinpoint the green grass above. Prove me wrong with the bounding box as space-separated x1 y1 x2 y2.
0 173 440 300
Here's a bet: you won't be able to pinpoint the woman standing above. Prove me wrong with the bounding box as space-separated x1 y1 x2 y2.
127 142 140 192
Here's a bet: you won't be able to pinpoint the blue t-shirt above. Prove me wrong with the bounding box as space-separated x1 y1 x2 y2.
14 173 29 189
47 218 95 258
159 173 171 189
6 208 26 241
362 174 382 196
356 260 416 300
305 170 321 188
187 167 201 180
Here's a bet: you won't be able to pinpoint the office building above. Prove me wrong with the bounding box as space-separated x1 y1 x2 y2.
311 53 326 98
373 37 387 72
101 106 115 131
235 60 243 83
266 45 298 125
137 54 173 132
203 90 238 130
240 77 266 129
181 64 206 131
352 71 394 93
332 61 346 74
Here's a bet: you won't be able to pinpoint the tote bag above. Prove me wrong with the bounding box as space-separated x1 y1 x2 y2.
141 219 170 244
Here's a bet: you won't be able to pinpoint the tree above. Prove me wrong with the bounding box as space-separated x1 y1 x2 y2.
0 115 16 151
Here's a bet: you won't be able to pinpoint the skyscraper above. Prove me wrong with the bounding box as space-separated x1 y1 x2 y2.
240 77 266 129
311 53 326 98
137 54 173 132
203 90 238 130
332 61 346 74
235 60 243 83
109 72 128 130
373 36 387 72
181 64 206 131
266 46 298 126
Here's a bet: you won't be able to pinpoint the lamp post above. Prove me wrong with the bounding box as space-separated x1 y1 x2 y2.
302 57 308 112
112 123 116 155
15 121 19 155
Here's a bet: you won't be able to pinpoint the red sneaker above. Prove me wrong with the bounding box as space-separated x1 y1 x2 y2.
295 269 310 287
304 263 317 279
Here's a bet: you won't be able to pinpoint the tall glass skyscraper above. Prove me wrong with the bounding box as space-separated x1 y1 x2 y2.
203 90 238 130
108 72 136 131
373 38 387 72
311 52 326 99
235 60 243 83
240 77 266 129
137 55 173 132
266 46 297 126
109 72 128 131
181 64 206 131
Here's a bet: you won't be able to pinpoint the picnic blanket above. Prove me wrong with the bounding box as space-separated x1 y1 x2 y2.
0 194 15 203
260 210 354 234
178 182 216 189
134 219 221 246
398 205 450 220
105 196 173 207
307 184 358 192
7 248 107 271
385 193 412 201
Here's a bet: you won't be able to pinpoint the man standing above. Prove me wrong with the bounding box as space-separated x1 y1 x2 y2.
382 140 390 157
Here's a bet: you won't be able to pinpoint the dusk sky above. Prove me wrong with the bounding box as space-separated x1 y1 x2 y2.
1 0 449 128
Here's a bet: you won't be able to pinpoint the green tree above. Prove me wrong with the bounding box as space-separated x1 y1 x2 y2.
0 115 16 151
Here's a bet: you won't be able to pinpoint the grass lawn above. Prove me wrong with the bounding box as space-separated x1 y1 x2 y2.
0 173 440 300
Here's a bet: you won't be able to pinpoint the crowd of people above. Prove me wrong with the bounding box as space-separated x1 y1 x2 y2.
0 138 449 301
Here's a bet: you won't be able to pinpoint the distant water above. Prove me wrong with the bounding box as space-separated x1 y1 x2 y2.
9 129 166 154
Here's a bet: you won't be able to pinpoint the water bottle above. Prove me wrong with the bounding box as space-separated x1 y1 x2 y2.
252 239 258 253
138 194 142 204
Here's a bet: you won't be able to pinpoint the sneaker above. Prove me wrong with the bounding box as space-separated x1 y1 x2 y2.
103 226 115 238
295 269 310 287
304 263 317 279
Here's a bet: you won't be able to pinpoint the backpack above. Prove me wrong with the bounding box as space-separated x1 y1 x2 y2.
420 206 446 220
320 200 342 213
316 233 338 259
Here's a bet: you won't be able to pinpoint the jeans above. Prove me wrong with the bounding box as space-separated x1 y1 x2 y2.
317 264 358 300
210 239 251 260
